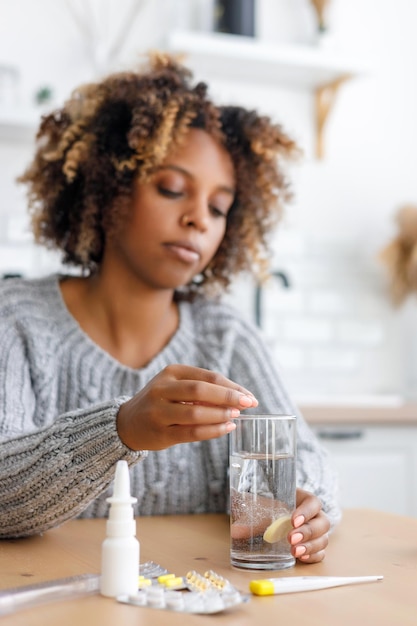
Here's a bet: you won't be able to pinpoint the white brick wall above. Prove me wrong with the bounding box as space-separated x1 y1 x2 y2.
227 230 406 400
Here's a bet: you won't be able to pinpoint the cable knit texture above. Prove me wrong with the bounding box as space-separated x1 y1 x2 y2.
0 275 341 537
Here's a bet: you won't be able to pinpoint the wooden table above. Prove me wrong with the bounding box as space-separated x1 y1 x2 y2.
0 509 415 625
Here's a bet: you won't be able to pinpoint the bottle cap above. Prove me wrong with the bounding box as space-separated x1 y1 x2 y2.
105 460 137 537
106 460 137 505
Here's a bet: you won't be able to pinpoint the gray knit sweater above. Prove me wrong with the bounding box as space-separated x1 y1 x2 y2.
0 275 341 538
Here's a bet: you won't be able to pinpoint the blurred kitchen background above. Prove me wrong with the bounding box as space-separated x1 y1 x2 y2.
1 1 417 514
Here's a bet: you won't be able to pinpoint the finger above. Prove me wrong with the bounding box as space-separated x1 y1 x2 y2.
162 365 258 407
290 512 330 547
167 402 240 428
169 420 236 444
294 489 322 524
230 492 289 540
171 364 258 397
293 533 329 562
230 516 270 540
165 379 257 410
299 549 326 564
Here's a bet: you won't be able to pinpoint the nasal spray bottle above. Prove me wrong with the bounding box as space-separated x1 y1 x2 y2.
100 460 139 597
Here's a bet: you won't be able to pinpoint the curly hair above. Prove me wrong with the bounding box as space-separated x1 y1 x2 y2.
18 52 299 296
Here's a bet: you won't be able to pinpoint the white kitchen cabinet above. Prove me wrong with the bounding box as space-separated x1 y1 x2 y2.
311 424 417 517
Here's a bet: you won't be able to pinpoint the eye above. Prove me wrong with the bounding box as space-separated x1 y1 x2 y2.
158 186 183 199
209 195 234 218
209 205 228 218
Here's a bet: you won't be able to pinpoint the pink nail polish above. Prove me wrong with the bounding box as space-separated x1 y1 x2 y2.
293 515 305 528
295 545 307 557
290 532 303 545
239 395 253 407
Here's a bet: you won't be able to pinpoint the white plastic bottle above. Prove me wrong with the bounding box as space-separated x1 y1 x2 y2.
100 460 139 597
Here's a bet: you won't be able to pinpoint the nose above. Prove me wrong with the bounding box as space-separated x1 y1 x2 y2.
180 197 210 231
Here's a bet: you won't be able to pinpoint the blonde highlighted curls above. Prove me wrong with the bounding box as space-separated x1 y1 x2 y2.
18 52 300 294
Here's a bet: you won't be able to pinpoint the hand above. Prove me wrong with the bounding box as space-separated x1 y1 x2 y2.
231 489 330 565
289 488 330 564
116 364 258 451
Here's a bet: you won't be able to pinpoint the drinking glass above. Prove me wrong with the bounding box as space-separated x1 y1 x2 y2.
229 414 296 570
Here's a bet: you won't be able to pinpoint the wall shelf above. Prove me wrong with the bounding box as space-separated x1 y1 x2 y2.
1 32 369 155
164 31 369 157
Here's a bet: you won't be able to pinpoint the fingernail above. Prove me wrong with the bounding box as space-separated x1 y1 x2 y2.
229 408 240 418
290 532 303 545
225 421 236 433
300 554 310 561
293 515 305 528
239 395 254 407
295 545 307 557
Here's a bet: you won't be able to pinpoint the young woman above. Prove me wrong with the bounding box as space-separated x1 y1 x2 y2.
0 53 340 562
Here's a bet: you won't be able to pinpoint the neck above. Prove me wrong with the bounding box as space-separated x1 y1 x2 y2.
61 267 179 369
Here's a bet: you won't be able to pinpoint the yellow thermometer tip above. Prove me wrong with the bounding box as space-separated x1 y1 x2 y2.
249 580 276 596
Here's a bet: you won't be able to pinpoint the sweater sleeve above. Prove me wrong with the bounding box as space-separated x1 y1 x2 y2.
0 281 147 538
0 398 146 538
224 316 342 529
0 316 145 538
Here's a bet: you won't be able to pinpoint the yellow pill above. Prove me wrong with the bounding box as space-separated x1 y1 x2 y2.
163 577 185 589
157 573 176 583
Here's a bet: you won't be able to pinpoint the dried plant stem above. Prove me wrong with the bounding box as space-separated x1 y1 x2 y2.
309 0 331 30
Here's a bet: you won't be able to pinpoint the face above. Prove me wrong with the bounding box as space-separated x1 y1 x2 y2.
106 129 236 291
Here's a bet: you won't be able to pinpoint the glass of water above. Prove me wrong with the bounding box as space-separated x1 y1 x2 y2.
229 414 296 570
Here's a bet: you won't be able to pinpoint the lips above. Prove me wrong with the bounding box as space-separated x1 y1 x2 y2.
164 241 201 264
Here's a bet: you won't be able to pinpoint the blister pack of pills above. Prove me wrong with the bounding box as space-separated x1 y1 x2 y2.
117 569 248 614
